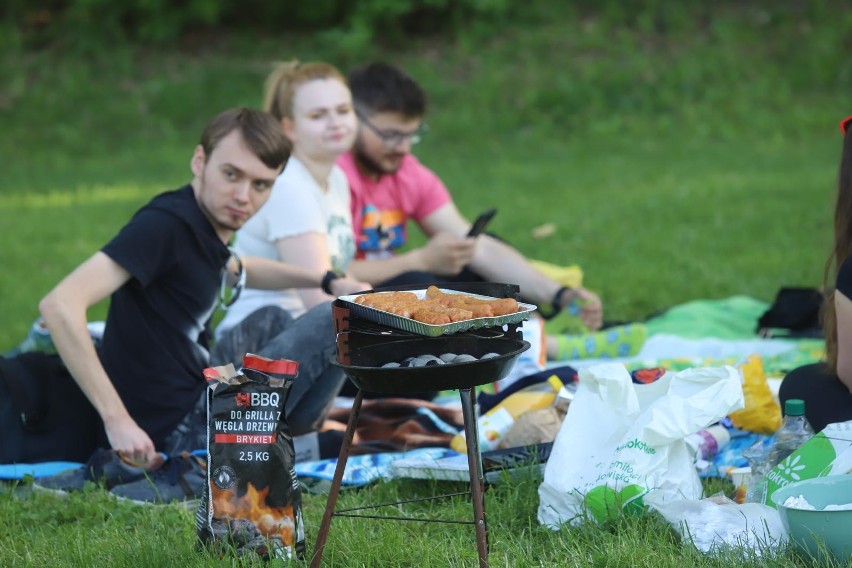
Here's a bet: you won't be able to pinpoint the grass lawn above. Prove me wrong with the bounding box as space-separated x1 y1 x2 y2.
2 3 850 566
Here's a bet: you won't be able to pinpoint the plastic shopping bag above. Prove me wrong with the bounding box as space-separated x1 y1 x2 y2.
648 494 787 557
537 363 744 528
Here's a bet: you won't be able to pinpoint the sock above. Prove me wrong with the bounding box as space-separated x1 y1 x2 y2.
555 323 648 360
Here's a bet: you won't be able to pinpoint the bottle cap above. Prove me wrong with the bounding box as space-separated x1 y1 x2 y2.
784 398 805 416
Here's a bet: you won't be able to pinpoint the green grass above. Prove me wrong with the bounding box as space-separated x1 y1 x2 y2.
1 474 805 568
2 3 851 565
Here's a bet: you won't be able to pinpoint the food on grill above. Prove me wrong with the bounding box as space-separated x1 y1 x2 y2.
353 287 519 324
412 304 473 324
353 291 420 315
425 285 519 317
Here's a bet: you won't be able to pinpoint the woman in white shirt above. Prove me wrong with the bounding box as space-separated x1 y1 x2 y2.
218 61 365 336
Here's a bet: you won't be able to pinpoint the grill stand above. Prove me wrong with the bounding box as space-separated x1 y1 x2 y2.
312 284 530 568
309 386 490 568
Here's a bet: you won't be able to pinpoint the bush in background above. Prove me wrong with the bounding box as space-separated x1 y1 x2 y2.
0 0 511 50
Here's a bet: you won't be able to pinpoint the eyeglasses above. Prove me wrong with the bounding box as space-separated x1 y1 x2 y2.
355 109 427 148
841 116 852 135
219 248 245 309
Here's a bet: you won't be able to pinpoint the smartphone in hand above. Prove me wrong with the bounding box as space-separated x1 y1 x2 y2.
467 208 497 237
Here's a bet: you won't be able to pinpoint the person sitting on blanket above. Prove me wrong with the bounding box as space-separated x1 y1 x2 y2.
779 115 852 432
26 108 366 493
217 60 366 338
338 62 604 335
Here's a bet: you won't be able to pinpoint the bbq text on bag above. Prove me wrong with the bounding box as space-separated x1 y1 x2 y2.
196 354 304 560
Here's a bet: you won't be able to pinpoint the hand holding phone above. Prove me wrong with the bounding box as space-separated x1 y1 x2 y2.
467 208 497 237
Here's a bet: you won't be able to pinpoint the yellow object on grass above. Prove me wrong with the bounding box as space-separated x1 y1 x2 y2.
450 375 563 453
532 259 587 335
729 354 782 434
530 260 583 289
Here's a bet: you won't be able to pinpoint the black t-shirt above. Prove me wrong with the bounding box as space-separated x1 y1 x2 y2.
100 185 230 447
838 256 852 299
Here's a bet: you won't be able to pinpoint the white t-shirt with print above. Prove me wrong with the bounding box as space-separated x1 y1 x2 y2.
217 157 355 336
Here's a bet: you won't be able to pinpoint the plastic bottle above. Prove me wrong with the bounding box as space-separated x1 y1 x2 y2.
7 317 55 356
741 437 772 504
450 375 563 453
766 398 815 468
685 425 731 462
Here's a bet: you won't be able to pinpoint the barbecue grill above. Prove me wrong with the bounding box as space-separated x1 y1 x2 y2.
310 282 533 568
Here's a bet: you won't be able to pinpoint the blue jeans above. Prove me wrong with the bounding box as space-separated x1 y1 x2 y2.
163 303 344 454
211 302 345 436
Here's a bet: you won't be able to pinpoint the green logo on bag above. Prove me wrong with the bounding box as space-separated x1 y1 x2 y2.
614 438 656 455
585 484 646 523
764 433 836 506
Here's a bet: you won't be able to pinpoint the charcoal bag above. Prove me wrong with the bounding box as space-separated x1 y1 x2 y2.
196 354 304 560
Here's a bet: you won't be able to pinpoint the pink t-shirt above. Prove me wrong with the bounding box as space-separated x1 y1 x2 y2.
337 152 451 260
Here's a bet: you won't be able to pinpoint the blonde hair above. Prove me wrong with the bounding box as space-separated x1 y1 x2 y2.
262 60 347 121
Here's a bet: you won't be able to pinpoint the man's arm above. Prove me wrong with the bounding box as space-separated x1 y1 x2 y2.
347 202 477 282
38 251 157 463
421 203 603 330
471 236 601 327
242 256 369 297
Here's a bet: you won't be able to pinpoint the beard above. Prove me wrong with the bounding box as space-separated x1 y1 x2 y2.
353 139 404 176
195 174 242 238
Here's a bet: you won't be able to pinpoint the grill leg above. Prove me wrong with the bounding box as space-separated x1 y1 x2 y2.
310 389 364 568
459 387 489 568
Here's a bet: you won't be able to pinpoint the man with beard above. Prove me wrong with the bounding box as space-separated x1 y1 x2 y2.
30 108 365 480
339 62 603 332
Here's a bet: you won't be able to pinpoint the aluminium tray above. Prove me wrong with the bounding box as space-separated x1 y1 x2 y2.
338 288 536 337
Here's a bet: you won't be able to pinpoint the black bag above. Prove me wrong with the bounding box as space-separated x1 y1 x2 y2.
757 287 824 338
197 355 304 560
0 352 101 463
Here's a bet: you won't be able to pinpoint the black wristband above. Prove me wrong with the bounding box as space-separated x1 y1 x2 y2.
321 270 342 295
539 286 572 320
551 286 572 314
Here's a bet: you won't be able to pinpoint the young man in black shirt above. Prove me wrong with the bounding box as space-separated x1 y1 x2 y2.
37 108 366 473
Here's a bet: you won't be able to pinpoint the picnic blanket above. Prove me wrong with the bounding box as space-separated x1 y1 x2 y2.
551 296 825 377
1 296 827 488
324 398 464 454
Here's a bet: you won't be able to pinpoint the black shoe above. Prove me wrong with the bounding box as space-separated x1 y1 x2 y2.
33 449 163 495
109 452 206 506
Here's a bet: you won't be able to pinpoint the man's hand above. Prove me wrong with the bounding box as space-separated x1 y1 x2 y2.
330 275 372 297
104 414 157 465
561 287 604 331
417 232 477 275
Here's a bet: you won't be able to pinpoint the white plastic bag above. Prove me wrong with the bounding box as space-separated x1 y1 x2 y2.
647 494 788 557
537 363 744 528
